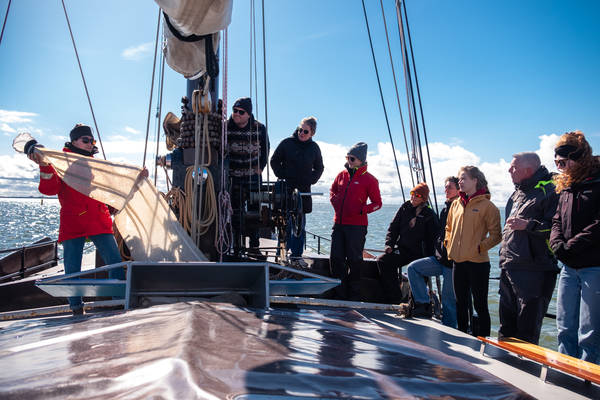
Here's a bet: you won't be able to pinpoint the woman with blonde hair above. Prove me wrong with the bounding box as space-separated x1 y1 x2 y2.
444 166 501 336
550 131 600 363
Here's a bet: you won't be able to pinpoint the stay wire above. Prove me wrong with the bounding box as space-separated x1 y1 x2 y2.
402 1 438 213
153 49 166 186
0 0 11 48
61 0 106 159
143 7 161 170
361 0 405 202
395 0 419 185
261 0 270 192
378 0 414 188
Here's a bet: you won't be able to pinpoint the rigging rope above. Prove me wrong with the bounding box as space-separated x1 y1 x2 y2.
60 0 106 159
261 0 270 190
216 27 232 260
378 0 415 188
0 0 11 48
361 0 405 202
153 52 166 186
401 0 438 213
142 7 162 170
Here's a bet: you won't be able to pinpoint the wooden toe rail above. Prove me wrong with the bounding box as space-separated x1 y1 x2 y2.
478 336 600 385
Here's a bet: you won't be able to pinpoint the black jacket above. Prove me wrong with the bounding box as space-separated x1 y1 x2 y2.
385 201 439 261
434 197 457 268
550 169 600 269
500 166 559 272
270 129 324 213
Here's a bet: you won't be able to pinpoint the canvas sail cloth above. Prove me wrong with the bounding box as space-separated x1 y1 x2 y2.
156 0 233 79
13 134 206 262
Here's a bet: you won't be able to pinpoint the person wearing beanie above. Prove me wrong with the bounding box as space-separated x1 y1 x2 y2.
27 123 125 316
329 142 382 300
270 116 324 265
406 176 459 325
444 166 501 337
377 182 439 305
550 131 600 363
227 97 270 256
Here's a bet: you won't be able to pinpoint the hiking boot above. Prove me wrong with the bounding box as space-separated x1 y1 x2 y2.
72 307 85 316
289 257 308 268
412 302 432 318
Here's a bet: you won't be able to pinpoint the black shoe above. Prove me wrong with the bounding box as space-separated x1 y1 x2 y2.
72 307 84 316
412 302 432 318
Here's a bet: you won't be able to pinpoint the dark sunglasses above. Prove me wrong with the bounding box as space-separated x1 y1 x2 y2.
346 155 356 162
233 108 246 115
554 158 568 168
79 137 96 145
299 129 311 135
410 191 423 199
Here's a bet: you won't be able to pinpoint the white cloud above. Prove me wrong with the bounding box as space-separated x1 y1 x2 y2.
0 110 37 124
1 123 16 133
121 42 153 61
124 126 141 135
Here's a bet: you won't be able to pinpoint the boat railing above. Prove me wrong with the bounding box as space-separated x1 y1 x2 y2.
305 230 384 256
0 240 59 282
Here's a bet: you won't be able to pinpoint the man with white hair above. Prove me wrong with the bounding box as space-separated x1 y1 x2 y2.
499 152 559 344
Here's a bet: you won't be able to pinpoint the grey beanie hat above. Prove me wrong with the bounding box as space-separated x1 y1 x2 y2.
348 142 368 163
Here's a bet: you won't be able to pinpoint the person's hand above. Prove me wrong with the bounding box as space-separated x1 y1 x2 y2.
139 167 149 179
506 217 528 231
28 151 48 166
255 167 263 174
385 246 393 254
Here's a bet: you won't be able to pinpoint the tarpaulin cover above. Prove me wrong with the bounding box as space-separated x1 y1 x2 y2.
12 133 206 262
0 302 534 399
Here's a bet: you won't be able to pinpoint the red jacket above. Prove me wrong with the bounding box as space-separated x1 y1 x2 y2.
38 148 114 242
330 164 382 226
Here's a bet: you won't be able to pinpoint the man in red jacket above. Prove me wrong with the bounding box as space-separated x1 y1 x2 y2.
329 142 382 299
28 124 124 315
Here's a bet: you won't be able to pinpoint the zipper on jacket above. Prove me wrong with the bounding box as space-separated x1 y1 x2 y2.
339 171 356 225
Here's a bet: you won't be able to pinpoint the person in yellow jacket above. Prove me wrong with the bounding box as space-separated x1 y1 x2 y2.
444 165 501 336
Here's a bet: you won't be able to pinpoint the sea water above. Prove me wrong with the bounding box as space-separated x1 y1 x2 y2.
0 198 558 349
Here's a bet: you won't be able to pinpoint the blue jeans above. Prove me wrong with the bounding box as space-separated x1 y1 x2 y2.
62 233 124 311
407 256 457 328
286 214 306 258
556 265 600 364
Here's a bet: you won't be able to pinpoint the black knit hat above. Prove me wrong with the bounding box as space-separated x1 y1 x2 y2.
70 124 94 142
348 142 368 163
233 97 252 115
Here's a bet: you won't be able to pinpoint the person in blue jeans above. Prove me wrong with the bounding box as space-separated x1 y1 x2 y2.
270 116 324 265
550 131 600 364
29 124 128 315
406 176 459 327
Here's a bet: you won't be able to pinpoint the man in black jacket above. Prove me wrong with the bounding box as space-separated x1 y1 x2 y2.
227 97 269 255
499 152 559 344
377 182 439 304
270 116 324 264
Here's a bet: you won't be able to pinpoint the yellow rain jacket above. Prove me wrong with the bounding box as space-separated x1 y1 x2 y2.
444 192 501 263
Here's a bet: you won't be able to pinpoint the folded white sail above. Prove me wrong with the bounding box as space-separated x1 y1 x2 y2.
12 135 206 262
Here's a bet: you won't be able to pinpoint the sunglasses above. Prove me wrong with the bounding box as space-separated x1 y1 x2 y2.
346 155 356 162
299 129 311 135
410 191 424 199
233 108 246 115
79 137 96 145
554 158 568 168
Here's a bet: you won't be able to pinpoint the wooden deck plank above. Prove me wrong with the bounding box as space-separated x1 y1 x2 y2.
478 336 600 384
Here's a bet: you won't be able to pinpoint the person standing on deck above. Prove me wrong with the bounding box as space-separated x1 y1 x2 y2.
498 152 559 344
444 166 501 337
329 142 382 300
27 124 126 316
270 116 324 266
378 182 438 305
550 131 600 364
406 176 459 326
227 97 269 256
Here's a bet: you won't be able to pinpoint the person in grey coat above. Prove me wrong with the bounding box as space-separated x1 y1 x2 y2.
498 152 559 344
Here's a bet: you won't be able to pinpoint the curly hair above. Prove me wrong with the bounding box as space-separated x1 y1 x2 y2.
554 131 600 192
458 165 488 191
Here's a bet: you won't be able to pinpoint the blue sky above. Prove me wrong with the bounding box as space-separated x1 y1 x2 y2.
1 0 599 203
